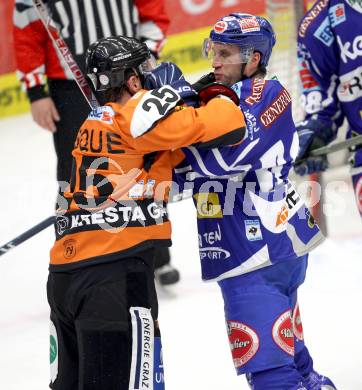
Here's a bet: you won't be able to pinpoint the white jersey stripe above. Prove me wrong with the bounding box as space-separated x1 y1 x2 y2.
96 0 111 39
109 0 123 35
186 146 216 177
55 1 70 38
84 0 97 45
121 0 133 36
69 0 83 54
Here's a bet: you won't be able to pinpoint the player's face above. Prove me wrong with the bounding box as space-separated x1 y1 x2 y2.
211 44 244 86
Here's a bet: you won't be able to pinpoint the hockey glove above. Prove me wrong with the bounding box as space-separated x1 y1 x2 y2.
294 119 335 176
144 61 184 89
192 73 239 106
198 83 240 106
192 72 216 92
144 62 199 107
171 80 199 107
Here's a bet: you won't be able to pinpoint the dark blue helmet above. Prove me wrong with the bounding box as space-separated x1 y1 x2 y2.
205 13 276 66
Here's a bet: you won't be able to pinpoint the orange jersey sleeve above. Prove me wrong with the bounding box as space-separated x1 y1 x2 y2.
113 86 246 154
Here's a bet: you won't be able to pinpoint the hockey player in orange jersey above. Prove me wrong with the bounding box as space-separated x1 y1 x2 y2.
46 35 246 390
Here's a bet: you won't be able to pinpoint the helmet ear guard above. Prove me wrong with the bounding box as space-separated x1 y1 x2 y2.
88 69 127 91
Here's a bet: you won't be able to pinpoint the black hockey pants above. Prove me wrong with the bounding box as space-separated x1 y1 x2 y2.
47 250 160 390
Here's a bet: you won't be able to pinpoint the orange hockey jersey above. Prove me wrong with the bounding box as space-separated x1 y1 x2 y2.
50 86 246 270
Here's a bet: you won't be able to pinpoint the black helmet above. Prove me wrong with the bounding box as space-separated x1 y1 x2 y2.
86 35 153 91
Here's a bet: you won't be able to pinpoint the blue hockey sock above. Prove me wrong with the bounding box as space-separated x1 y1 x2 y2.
153 336 165 389
249 364 304 390
295 346 314 377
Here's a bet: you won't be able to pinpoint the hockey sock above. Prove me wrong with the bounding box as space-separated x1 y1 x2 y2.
249 363 304 390
295 346 314 378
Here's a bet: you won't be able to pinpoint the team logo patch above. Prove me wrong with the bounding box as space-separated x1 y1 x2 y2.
239 17 260 34
305 210 316 229
50 321 58 383
245 220 263 241
292 303 304 341
194 193 223 219
244 109 260 140
227 321 259 368
313 17 334 46
329 4 346 27
128 180 145 199
276 205 289 227
214 21 228 33
56 215 69 236
356 176 362 213
63 239 76 259
88 106 115 124
272 310 294 356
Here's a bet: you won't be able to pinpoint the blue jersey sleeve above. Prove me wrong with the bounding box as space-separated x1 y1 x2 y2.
297 1 348 130
182 80 298 183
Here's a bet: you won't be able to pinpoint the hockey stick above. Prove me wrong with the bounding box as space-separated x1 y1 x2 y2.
0 216 55 257
295 134 362 165
32 0 99 109
295 135 362 237
3 135 358 256
0 2 100 258
309 134 362 157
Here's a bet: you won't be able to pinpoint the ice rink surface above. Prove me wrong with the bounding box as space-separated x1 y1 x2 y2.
0 113 361 390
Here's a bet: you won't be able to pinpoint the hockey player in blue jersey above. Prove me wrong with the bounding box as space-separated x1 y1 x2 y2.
295 0 362 217
145 12 337 390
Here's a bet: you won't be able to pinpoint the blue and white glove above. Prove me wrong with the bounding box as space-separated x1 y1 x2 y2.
144 62 199 107
294 118 335 176
144 62 184 89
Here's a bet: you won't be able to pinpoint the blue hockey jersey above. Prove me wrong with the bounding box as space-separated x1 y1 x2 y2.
175 78 325 281
297 0 362 136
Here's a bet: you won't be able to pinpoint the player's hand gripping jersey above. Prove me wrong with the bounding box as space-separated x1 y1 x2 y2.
297 0 362 138
175 78 325 281
50 86 245 270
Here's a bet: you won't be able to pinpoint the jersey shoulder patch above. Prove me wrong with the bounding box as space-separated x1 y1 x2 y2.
87 106 115 124
130 86 181 138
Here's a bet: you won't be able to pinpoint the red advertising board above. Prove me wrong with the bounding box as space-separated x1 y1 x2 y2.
0 0 266 75
0 0 268 118
0 0 15 75
166 0 266 34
